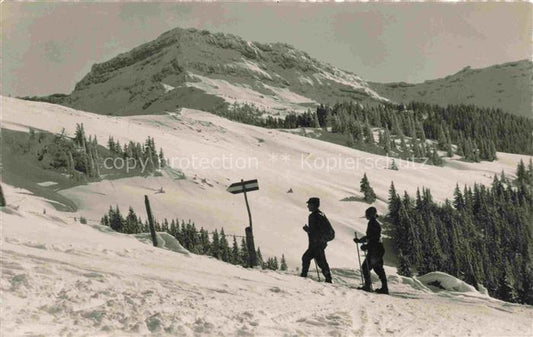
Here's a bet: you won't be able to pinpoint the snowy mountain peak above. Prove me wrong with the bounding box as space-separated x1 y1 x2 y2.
31 27 388 116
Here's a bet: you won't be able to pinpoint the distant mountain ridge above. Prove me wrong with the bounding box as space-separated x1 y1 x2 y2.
24 28 531 118
369 60 532 118
33 27 389 116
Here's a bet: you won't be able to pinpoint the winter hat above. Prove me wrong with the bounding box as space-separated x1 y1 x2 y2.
306 197 320 206
365 207 378 218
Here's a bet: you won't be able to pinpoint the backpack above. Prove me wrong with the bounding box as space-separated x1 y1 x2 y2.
321 213 335 242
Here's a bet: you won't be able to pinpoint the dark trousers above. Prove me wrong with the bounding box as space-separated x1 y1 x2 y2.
301 245 331 279
362 254 387 288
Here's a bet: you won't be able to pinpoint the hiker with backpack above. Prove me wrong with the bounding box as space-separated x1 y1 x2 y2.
300 197 334 283
354 206 388 294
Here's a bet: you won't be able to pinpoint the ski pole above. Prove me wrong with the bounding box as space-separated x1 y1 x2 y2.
363 249 372 288
354 232 364 286
314 259 321 281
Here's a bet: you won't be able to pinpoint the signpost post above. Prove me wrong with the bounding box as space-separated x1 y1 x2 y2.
227 179 259 267
144 195 158 247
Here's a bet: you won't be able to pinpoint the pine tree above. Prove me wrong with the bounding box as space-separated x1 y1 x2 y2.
199 228 211 255
446 131 454 157
400 134 409 156
389 159 399 170
280 254 288 271
125 206 139 234
210 230 220 259
516 159 528 185
219 228 230 262
383 127 391 154
109 205 124 232
497 267 518 303
256 247 264 269
391 114 403 136
159 148 166 168
231 236 240 265
397 249 413 277
88 153 96 177
162 218 169 234
364 124 374 144
66 151 74 174
360 173 377 203
437 125 447 150
240 237 249 267
429 146 443 166
312 111 320 128
453 184 466 211
74 123 86 148
488 140 497 161
100 214 110 227
411 138 421 160
417 122 426 143
353 123 364 143
464 138 473 161
407 115 416 138
472 140 480 162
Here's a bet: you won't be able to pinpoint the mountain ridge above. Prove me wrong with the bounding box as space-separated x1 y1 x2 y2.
36 27 388 116
369 59 532 118
22 27 532 118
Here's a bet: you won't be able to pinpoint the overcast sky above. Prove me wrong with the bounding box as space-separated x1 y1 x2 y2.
2 2 531 97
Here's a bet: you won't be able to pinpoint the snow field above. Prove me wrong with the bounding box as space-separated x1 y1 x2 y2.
2 183 532 336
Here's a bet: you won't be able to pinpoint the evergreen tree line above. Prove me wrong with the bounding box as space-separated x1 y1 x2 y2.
410 102 532 156
214 101 511 165
215 101 447 166
107 136 167 173
319 102 501 163
212 102 317 129
387 159 533 304
22 123 169 181
321 101 529 157
17 124 102 181
100 205 287 270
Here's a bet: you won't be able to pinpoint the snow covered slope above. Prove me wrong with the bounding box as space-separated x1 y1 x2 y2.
2 184 532 336
3 96 531 270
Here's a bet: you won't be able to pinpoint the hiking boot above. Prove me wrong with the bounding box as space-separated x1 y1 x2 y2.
300 272 307 278
358 284 373 292
375 287 389 294
376 279 388 294
325 273 332 283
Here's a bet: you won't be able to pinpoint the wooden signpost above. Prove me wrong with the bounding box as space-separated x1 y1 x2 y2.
144 195 158 247
227 179 259 267
0 184 5 207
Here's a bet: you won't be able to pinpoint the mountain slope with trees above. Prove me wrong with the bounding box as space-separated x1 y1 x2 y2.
387 160 533 304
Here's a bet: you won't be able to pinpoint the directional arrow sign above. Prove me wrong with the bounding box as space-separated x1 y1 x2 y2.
227 179 259 194
227 179 259 267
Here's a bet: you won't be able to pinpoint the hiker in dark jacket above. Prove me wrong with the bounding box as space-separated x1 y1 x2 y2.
354 207 388 294
301 197 333 283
